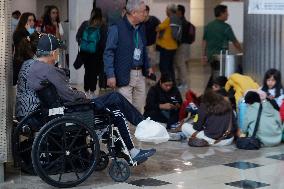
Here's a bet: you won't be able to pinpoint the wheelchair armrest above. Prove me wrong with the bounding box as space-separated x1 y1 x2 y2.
63 99 91 107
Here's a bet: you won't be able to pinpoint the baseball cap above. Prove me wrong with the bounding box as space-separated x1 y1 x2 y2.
37 33 62 53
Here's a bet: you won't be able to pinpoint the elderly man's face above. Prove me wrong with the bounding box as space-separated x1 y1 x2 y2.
133 3 147 23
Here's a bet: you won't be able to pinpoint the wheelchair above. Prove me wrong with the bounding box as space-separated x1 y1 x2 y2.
13 81 143 188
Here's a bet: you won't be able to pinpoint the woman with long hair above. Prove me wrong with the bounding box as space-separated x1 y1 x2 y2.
42 5 64 39
181 90 237 146
13 12 36 85
76 7 107 97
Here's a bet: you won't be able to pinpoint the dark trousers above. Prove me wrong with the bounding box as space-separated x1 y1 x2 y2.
92 92 144 150
81 51 103 92
159 48 176 79
144 109 179 129
84 62 99 92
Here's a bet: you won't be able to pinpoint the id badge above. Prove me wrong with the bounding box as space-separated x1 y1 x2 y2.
133 48 141 61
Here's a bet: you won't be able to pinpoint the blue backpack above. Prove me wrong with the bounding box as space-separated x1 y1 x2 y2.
80 26 100 53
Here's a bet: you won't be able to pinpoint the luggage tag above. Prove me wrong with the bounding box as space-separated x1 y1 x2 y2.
133 48 141 61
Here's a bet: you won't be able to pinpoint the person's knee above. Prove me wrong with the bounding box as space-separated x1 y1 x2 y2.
181 123 194 137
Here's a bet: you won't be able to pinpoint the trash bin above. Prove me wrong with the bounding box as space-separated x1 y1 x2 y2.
212 51 243 77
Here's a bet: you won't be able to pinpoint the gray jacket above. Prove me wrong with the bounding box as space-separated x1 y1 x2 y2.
27 60 86 102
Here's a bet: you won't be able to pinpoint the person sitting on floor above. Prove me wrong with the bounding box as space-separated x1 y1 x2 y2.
181 90 237 146
15 33 157 163
260 68 284 110
239 91 283 147
212 76 236 110
144 72 182 129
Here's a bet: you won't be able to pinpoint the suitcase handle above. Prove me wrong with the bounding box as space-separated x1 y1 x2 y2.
219 50 229 76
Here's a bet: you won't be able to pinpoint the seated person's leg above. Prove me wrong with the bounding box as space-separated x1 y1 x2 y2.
181 123 197 137
92 92 144 125
166 109 179 129
144 110 169 125
108 106 156 162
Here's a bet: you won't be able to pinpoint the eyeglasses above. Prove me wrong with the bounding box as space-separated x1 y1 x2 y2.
51 11 58 14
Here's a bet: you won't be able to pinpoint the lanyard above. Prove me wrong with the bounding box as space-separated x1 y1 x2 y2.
134 30 139 48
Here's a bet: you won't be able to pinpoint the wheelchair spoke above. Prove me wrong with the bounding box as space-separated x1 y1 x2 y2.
39 150 65 154
70 141 95 152
70 154 90 164
58 158 65 182
44 155 64 172
68 158 80 180
68 128 83 149
61 124 67 149
47 135 63 150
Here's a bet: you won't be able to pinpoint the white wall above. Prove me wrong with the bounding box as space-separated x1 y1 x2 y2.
11 0 37 15
222 1 244 42
69 0 93 84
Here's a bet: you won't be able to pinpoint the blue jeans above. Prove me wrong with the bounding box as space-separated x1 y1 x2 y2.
92 92 144 150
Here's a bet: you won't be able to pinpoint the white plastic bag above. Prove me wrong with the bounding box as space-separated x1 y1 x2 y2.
135 118 169 144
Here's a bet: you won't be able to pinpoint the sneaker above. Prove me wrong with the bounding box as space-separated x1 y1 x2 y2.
169 132 181 141
132 149 156 163
170 122 180 130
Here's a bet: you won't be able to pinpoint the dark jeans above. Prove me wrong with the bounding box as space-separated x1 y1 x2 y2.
144 109 179 129
92 92 144 150
81 51 103 92
159 47 176 80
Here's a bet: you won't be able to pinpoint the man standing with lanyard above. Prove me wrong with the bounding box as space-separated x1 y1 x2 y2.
104 0 152 113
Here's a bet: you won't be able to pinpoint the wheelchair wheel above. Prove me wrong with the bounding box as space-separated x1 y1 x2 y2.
32 116 100 188
109 159 130 182
13 110 46 175
95 151 109 171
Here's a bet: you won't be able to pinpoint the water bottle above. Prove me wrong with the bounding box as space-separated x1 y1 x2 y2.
238 98 247 130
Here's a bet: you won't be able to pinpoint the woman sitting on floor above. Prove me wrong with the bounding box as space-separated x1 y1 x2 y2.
144 73 182 130
181 90 237 146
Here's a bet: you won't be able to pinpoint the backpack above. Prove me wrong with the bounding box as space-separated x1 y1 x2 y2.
170 16 182 43
80 26 100 53
187 22 196 44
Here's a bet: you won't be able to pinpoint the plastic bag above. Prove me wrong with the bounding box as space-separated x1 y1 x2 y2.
135 118 169 144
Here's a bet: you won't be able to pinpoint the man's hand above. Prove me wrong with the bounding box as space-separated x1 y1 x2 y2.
107 77 116 89
159 103 175 110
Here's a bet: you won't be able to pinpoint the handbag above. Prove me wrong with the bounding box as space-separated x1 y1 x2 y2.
188 112 233 147
73 49 84 70
236 104 262 150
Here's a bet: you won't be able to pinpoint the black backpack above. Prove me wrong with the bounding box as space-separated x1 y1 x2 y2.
187 22 196 44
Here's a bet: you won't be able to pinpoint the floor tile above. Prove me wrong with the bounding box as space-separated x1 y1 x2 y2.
266 154 284 161
224 161 263 170
225 180 270 189
128 178 171 187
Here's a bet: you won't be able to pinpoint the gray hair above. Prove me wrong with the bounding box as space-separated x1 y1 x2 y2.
167 4 177 13
126 0 145 13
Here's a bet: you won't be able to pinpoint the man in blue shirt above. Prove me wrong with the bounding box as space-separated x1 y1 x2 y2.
104 0 153 113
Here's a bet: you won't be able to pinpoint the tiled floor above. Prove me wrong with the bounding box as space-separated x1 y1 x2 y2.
2 61 284 189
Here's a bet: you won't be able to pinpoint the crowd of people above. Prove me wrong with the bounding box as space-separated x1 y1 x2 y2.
12 0 284 158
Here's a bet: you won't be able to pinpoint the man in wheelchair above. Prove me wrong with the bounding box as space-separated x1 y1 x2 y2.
15 33 156 164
